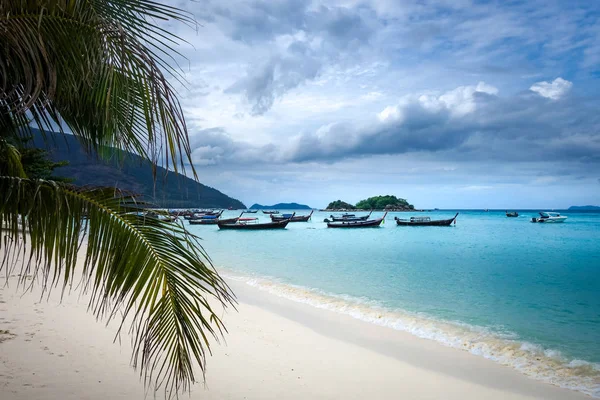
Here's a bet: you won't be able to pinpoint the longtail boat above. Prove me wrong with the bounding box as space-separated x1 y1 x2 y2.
143 212 178 223
394 213 458 226
262 210 280 214
324 210 372 223
218 217 291 230
189 216 251 225
327 212 386 228
218 213 294 230
188 210 223 221
270 210 313 222
246 210 258 213
189 216 218 225
189 212 245 225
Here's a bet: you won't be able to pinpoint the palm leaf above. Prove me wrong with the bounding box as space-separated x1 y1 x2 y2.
0 0 196 177
0 139 26 178
0 177 235 396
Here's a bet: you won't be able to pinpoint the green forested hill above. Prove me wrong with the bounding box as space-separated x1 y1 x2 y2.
326 196 414 210
356 195 413 210
29 130 246 209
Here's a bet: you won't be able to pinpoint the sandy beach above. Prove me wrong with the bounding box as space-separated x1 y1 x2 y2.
0 245 590 400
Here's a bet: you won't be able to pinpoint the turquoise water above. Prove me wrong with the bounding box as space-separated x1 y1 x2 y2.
188 210 600 397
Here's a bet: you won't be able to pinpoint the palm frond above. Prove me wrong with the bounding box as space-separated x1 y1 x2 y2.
0 0 196 177
0 139 26 178
0 177 235 396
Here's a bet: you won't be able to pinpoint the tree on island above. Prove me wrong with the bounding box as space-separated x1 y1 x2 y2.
1 1 233 397
356 195 414 210
326 196 415 210
326 200 357 210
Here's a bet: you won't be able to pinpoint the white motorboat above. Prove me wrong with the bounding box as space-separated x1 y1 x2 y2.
531 212 567 223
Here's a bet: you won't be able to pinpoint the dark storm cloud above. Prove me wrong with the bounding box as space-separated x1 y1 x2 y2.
285 89 600 166
189 84 600 177
211 1 380 114
188 128 277 165
198 1 377 45
225 41 321 115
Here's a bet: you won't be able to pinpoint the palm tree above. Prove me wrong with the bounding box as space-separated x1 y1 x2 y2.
0 1 235 397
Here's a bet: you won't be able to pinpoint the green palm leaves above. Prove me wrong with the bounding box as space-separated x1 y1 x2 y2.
0 0 193 174
0 178 234 395
1 0 236 397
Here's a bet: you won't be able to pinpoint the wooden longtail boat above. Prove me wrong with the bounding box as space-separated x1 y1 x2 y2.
218 213 294 230
246 210 258 213
327 213 386 228
143 212 178 223
325 211 372 223
189 216 244 225
189 212 247 225
270 210 313 222
187 210 223 224
186 210 223 220
394 213 458 226
218 218 291 230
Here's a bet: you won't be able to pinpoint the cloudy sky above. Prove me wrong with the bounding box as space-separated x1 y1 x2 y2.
166 0 599 209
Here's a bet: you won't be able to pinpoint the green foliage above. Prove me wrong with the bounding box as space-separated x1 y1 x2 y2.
0 0 195 177
355 195 413 210
0 178 233 396
0 139 26 178
326 200 356 210
0 0 236 397
19 147 71 182
28 129 246 208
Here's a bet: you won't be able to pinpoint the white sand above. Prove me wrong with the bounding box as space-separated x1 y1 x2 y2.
0 243 590 400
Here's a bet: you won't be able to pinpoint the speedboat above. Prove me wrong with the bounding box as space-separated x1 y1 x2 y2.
531 212 567 223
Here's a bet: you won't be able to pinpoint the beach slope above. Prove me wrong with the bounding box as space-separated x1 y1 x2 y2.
0 244 590 399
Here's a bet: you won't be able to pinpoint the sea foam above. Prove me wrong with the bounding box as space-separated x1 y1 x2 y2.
222 270 600 398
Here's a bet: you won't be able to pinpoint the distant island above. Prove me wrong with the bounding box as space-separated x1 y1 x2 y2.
326 195 415 211
31 129 246 209
326 200 356 210
568 205 600 211
250 202 312 210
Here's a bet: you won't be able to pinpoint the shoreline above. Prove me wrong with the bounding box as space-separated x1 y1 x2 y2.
221 269 600 398
0 262 592 399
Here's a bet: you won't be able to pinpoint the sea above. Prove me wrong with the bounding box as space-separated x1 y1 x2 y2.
187 209 600 397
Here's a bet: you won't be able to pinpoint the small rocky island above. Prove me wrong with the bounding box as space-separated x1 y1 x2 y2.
325 195 417 211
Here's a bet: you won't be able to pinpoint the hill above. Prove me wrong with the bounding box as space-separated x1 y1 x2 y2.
325 200 356 210
356 195 414 210
249 203 311 210
568 205 600 211
27 130 246 209
326 196 414 210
